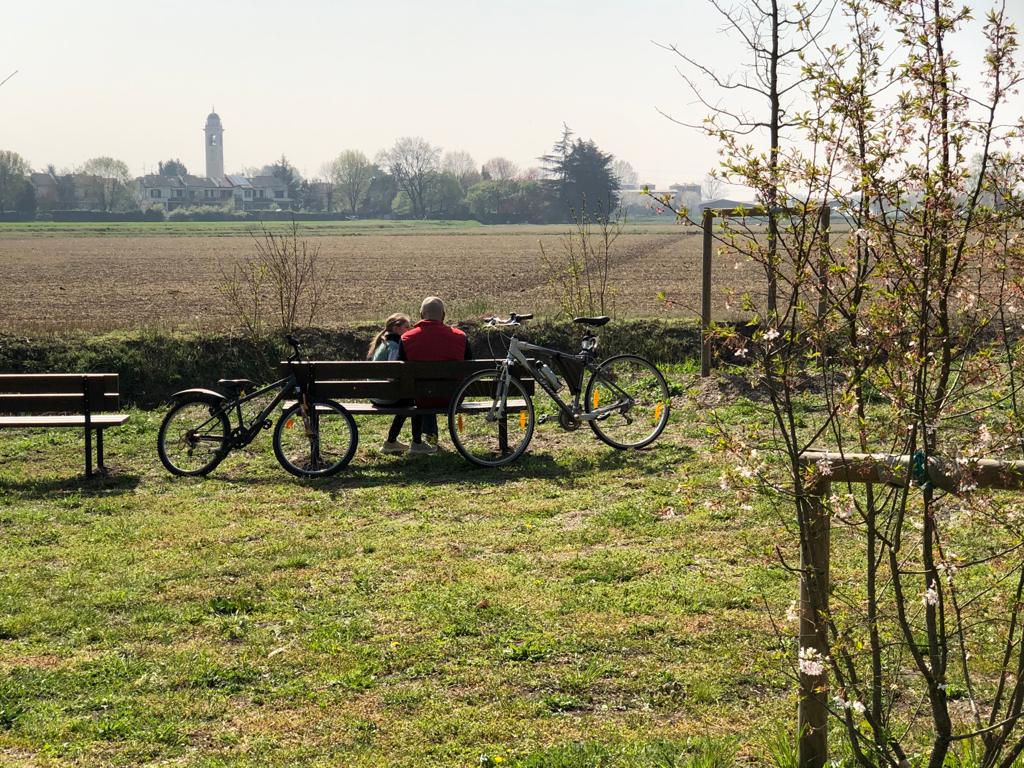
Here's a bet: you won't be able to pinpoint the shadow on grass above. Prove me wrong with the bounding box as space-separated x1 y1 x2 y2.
0 470 142 498
210 449 579 491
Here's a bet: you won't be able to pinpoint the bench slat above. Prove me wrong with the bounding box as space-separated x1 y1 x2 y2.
0 373 118 395
0 393 120 414
0 414 130 428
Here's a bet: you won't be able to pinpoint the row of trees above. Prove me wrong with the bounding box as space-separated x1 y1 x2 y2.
0 152 138 215
0 127 627 222
316 127 623 222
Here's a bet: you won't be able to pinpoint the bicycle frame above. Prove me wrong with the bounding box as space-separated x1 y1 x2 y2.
501 335 635 423
186 373 306 451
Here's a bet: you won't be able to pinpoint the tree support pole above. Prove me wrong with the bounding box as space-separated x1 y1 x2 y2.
701 208 713 377
798 478 830 768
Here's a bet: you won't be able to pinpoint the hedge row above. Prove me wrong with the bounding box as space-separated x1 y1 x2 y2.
0 321 702 408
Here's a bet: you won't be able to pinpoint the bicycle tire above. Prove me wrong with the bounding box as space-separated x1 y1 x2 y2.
273 399 358 478
448 370 535 467
584 354 671 450
158 396 231 476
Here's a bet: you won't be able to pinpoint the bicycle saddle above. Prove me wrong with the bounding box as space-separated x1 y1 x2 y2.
218 378 254 392
573 316 610 327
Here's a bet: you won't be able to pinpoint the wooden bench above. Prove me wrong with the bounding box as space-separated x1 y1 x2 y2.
0 374 129 476
283 359 535 438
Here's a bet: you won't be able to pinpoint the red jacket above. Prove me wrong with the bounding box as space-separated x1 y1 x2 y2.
399 320 472 407
399 320 471 362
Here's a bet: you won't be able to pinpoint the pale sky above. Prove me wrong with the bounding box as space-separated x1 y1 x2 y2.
2 1 1020 189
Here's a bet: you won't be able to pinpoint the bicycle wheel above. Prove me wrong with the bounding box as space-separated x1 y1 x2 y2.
448 370 535 467
158 397 231 476
584 355 671 449
273 399 358 478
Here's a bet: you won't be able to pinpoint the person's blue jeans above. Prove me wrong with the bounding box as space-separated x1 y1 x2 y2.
421 413 438 439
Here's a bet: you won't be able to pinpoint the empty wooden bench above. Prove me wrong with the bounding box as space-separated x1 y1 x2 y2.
283 359 535 439
0 374 129 476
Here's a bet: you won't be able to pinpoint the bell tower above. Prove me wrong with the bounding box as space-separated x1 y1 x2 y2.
204 110 224 181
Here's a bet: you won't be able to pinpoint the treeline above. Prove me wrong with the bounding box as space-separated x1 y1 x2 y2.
0 126 637 224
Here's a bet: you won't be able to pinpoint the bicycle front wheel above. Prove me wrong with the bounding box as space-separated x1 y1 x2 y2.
448 370 535 467
584 355 671 449
273 399 358 478
158 397 231 476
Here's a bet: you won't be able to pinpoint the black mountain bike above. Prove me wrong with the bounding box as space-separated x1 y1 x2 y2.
448 314 671 467
157 335 357 478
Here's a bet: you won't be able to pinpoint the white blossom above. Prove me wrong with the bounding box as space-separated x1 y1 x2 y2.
922 580 939 607
786 601 799 624
763 328 781 342
799 646 827 677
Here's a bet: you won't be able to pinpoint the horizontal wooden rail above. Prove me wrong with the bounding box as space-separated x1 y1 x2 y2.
800 449 1024 492
791 449 1024 767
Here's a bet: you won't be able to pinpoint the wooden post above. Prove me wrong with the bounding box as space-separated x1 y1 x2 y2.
798 478 830 768
818 206 831 321
701 207 714 378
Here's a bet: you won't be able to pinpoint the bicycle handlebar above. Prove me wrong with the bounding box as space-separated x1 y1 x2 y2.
484 313 533 326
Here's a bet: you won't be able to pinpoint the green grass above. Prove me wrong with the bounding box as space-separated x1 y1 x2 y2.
0 219 691 239
0 373 796 766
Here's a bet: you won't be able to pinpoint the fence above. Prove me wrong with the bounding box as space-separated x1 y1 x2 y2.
793 450 1024 768
698 205 832 376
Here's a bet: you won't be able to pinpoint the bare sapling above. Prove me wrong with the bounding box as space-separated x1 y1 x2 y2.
540 204 622 319
219 220 332 344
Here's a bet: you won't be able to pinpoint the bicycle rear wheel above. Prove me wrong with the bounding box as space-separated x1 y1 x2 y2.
273 399 358 478
158 397 230 476
584 355 670 449
448 370 535 467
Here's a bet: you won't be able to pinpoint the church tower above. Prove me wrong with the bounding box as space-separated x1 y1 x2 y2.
204 110 224 181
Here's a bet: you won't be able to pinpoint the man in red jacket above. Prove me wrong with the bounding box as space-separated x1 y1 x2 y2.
399 296 472 454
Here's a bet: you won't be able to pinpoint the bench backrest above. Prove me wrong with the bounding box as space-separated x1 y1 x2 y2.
281 360 535 400
0 374 120 415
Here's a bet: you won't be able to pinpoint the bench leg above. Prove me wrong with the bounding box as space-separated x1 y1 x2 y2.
97 429 105 471
84 427 93 477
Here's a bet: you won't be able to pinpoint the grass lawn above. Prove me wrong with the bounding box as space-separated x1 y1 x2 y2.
0 374 800 767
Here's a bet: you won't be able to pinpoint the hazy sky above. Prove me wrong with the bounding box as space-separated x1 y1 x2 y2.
2 1 1020 188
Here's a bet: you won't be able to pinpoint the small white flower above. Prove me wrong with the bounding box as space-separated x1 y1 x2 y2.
799 646 827 677
817 458 834 477
735 347 749 359
763 328 781 342
923 580 939 606
786 601 799 624
979 424 993 446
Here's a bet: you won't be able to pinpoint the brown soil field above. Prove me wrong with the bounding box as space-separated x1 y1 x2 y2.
0 227 770 333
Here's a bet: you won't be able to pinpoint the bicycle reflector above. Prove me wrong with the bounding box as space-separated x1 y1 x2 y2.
592 390 600 409
457 414 463 433
654 403 663 423
285 418 295 429
519 411 527 429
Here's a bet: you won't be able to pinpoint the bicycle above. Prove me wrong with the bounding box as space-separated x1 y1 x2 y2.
157 334 358 478
447 313 671 467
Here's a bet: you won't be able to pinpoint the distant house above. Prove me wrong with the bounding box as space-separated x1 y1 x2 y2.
694 198 758 217
246 176 290 209
138 175 187 210
137 174 231 211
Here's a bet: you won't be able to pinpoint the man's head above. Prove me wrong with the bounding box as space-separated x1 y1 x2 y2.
420 296 446 321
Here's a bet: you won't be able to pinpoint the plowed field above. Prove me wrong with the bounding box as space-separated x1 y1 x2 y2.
0 223 769 332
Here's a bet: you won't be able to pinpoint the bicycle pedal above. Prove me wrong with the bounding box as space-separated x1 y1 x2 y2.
537 415 550 425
